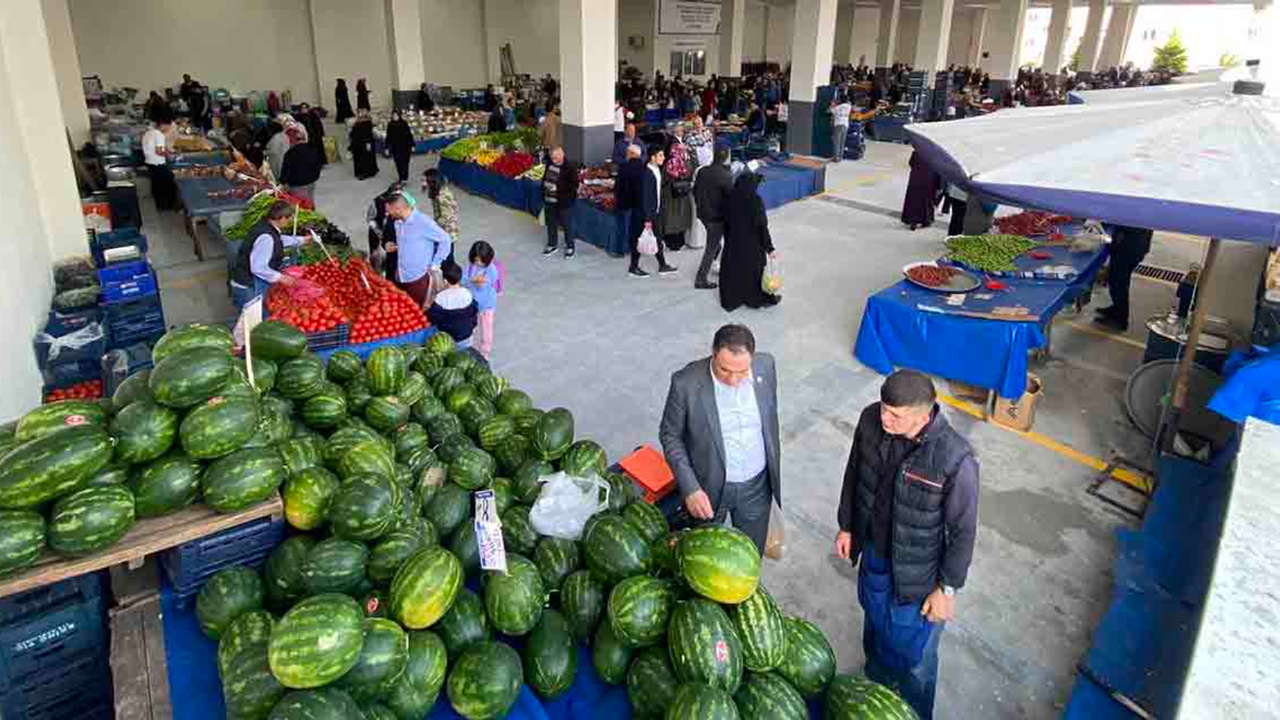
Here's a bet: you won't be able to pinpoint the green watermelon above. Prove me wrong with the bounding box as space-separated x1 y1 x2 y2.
201 447 286 513
606 472 639 510
111 370 153 410
424 483 471 538
276 357 325 400
130 452 202 517
386 630 448 720
668 598 744 693
512 408 544 438
436 588 490 660
492 436 529 476
264 536 314 610
560 570 605 641
678 525 760 604
250 319 307 361
776 616 836 698
531 407 574 461
523 609 577 699
729 585 787 672
218 364 259 401
442 385 475 416
338 618 410 703
180 395 259 459
324 425 383 468
360 702 397 720
824 673 919 719
435 434 474 465
302 537 369 595
46 484 135 556
500 505 539 556
402 445 440 478
329 473 399 541
476 415 515 452
279 436 325 475
266 687 363 720
608 575 673 647
411 395 446 426
426 412 465 445
393 423 430 460
667 683 739 719
473 374 507 403
283 466 341 531
109 400 178 464
367 347 407 396
621 500 668 544
414 347 445 374
490 477 515 515
366 395 411 433
533 536 580 592
237 355 278 396
457 397 497 437
0 426 114 509
591 620 632 685
217 610 274 677
650 532 683 576
426 331 455 355
346 376 374 413
0 510 46 575
450 447 495 491
734 671 807 719
152 324 233 365
494 389 532 416
196 565 265 639
301 392 348 430
84 464 131 487
338 440 398 480
368 528 426 586
447 640 523 720
432 367 467 397
398 372 429 407
326 350 363 384
149 347 234 409
221 643 285 720
483 553 544 636
389 546 462 629
449 522 481 577
560 439 606 477
627 646 680 718
398 344 424 369
268 594 366 689
512 459 552 504
445 349 480 372
584 514 652 586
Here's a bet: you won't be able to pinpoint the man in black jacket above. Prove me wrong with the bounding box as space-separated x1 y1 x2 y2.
835 370 979 720
628 146 677 277
614 144 646 262
692 144 733 289
541 146 580 258
279 128 324 204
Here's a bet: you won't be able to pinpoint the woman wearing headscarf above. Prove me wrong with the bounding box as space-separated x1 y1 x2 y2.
356 78 371 112
899 150 941 231
335 79 354 123
423 168 460 264
264 119 290 181
720 163 779 310
279 125 323 204
659 128 694 251
297 102 326 166
386 110 415 183
349 109 379 180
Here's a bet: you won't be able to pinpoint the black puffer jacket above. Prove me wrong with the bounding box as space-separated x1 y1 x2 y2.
693 162 732 224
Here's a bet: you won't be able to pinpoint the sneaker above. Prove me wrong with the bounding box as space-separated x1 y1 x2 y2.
542 245 557 256
565 247 576 259
629 267 649 278
658 264 679 275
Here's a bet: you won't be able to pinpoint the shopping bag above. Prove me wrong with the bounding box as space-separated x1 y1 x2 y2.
761 257 783 296
529 472 611 540
638 226 659 256
765 502 787 559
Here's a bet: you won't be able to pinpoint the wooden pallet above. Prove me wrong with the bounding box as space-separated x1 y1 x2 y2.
110 591 173 720
0 494 283 599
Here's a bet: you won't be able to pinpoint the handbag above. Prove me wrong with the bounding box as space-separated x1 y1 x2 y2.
638 226 659 256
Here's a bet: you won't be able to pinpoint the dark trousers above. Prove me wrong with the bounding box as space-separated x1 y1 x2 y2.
946 199 967 237
1106 237 1151 325
614 208 631 257
393 153 411 183
695 220 724 284
858 545 943 719
628 213 668 270
147 163 178 211
709 470 771 554
545 203 574 251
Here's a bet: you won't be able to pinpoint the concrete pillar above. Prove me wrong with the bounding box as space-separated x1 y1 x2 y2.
559 0 616 164
1097 3 1136 69
720 0 745 76
786 0 839 155
876 0 901 71
1042 0 1072 74
914 0 955 77
980 0 1027 95
760 5 771 62
835 2 860 66
40 0 89 146
1077 0 1108 77
386 0 425 91
966 8 987 67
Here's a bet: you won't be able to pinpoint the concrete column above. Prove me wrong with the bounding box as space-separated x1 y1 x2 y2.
876 0 901 71
1077 0 1108 77
720 0 745 76
386 0 425 91
914 0 955 77
835 2 860 65
980 0 1027 95
761 5 771 62
559 0 616 164
1042 0 1072 74
40 0 89 146
1097 3 1136 69
786 0 839 155
966 7 987 67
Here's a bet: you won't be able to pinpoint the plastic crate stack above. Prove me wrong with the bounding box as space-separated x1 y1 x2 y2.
0 573 114 720
92 229 165 353
159 517 286 607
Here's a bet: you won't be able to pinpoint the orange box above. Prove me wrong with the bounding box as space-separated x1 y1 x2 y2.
617 445 675 504
82 201 112 233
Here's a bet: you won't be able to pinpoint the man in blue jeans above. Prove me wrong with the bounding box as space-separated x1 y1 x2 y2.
835 370 980 718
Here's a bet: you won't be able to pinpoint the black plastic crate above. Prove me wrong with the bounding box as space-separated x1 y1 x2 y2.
88 228 148 269
0 574 102 627
304 323 350 352
0 585 108 693
43 307 103 337
160 517 284 601
33 321 107 370
0 649 113 720
105 292 165 350
40 358 103 392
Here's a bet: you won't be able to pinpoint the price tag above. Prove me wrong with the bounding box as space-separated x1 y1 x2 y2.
240 296 265 389
474 490 507 573
945 294 966 306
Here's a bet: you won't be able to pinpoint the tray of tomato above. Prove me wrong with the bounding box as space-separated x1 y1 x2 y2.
45 379 103 403
276 257 428 346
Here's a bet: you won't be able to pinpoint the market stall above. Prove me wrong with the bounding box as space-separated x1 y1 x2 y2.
358 108 489 157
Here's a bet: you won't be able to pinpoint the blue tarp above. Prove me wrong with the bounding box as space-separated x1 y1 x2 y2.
312 327 436 361
438 158 543 217
1208 345 1280 425
176 177 252 218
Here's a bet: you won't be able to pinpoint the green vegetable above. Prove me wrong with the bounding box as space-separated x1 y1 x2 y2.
944 234 1040 273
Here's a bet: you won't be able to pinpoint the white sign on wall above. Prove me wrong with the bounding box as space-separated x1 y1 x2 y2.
659 0 722 35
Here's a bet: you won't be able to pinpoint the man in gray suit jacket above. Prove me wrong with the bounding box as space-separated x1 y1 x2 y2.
659 324 782 554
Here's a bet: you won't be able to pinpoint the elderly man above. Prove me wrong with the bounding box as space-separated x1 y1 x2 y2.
541 146 581 258
835 369 979 719
384 193 451 307
660 324 782 554
612 123 646 166
613 144 647 262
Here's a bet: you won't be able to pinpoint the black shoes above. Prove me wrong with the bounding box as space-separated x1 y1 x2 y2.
628 267 649 278
542 245 557 256
695 280 718 290
658 264 678 275
1093 314 1128 332
565 247 575 259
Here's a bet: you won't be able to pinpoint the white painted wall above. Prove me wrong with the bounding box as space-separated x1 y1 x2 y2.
834 2 855 64
765 2 796 63
851 5 881 66
947 6 976 66
41 0 90 146
618 0 656 73
484 0 561 83
742 3 767 62
68 0 321 104
420 0 487 88
896 7 920 64
310 0 392 108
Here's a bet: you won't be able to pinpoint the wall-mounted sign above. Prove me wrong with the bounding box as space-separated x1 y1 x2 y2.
659 0 722 36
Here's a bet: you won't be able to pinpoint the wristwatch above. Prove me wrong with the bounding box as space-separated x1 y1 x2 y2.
941 585 957 597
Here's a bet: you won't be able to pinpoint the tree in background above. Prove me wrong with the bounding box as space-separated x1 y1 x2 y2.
1151 30 1189 75
1219 53 1241 70
1068 40 1083 72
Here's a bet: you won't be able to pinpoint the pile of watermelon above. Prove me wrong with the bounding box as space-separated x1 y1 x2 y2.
267 256 427 344
173 330 919 720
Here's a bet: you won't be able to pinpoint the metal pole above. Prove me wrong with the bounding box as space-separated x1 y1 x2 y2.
1162 236 1222 452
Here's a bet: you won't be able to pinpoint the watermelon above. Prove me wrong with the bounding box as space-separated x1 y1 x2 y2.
152 324 233 365
729 585 787 672
237 355 278 396
279 436 324 475
591 620 632 685
411 395 446 426
46 484 135 556
301 392 348 430
112 370 153 410
338 618 410 703
250 320 307 362
390 546 462 629
531 407 574 461
500 505 538 556
513 459 552 504
218 364 260 401
493 389 531 416
622 500 669 544
668 599 744 693
492 436 529 476
398 372 429 407
0 426 114 509
776 616 836 698
627 646 680 719
196 565 265 639
402 445 439 478
533 536 580 592
606 472 639 510
650 532 683 576
302 537 369 595
445 349 481 371
324 425 382 468
473 374 507 402
366 395 411 433
424 483 471 538
426 412 464 445
482 553 544 636
387 630 448 720
130 452 202 517
283 466 341 530
221 643 285 720
0 510 45 575
560 570 605 641
449 447 495 491
180 395 259 460
149 347 234 409
584 514 652 586
267 687 363 720
512 408 544 438
276 358 325 400
202 447 286 513
608 575 673 647
346 376 374 414
432 367 467 397
523 609 577 699
734 671 807 719
329 473 399 541
447 640 522 720
426 332 455 355
476 415 515 452
560 439 606 478
109 400 178 464
434 434 473 465
393 423 430 460
338 441 398 480
368 528 426 586
449 522 481 577
264 536 315 610
667 683 739 720
457 398 497 437
326 350 363 384
436 588 490 660
367 347 407 396
269 593 366 689
85 464 131 487
361 703 397 720
678 526 760 604
217 610 274 677
824 673 919 719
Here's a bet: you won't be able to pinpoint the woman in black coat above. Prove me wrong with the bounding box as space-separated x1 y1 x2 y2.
349 110 379 180
356 79 371 112
719 168 779 310
386 110 415 183
335 79 354 123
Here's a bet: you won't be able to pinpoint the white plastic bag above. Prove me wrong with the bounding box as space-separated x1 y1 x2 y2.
637 226 659 256
529 472 610 540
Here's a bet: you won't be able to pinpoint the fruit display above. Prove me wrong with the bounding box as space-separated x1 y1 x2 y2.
265 257 427 344
441 128 542 163
944 233 1041 273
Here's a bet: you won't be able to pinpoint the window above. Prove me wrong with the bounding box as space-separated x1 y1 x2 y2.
670 50 707 77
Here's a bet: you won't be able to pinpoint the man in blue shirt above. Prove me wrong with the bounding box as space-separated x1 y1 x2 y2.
385 193 451 306
612 123 645 166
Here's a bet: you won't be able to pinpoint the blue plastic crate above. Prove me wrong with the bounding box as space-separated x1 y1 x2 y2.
105 293 165 350
159 517 285 601
43 307 102 337
33 322 106 370
0 649 113 720
0 582 108 693
88 228 148 268
0 573 102 627
98 261 157 304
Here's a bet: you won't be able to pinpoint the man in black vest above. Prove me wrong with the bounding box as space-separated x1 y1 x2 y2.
230 200 313 310
835 370 979 719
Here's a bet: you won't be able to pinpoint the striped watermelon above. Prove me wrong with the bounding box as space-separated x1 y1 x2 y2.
398 372 429 407
606 471 639 510
368 528 426 586
393 423 431 461
282 466 341 531
130 452 202 518
476 415 515 451
275 358 325 400
360 702 397 720
494 389 532 416
621 500 669 544
109 400 178 464
390 546 463 629
411 394 446 425
367 347 407 396
279 436 325 475
626 645 679 718
608 575 673 647
482 553 544 636
0 425 114 509
449 522 482 577
414 347 446 375
436 434 475 464
474 374 508 403
424 483 471 538
450 446 495 491
433 367 468 397
0 510 45 575
337 618 410 703
85 464 131 487
531 407 574 461
148 346 235 408
179 395 259 459
326 350 363 384
457 397 497 438
446 640 523 720
677 526 760 604
302 537 369 595
220 643 285 720
266 687 363 719
500 505 538 556
435 588 491 660
734 671 807 719
337 440 397 480
196 566 265 640
667 599 744 693
47 484 135 556
201 447 286 513
513 459 553 504
426 412 464 445
269 594 366 689
264 536 314 611
151 324 233 365
426 331 455 355
328 472 399 541
445 349 481 372
217 610 274 678
533 536 580 592
248 320 306 361
111 370 153 410
523 609 577 700
666 682 739 720
387 630 448 720
345 376 374 413
237 356 277 396
825 673 920 719
323 425 382 467
776 616 836 698
560 439 606 478
301 392 348 430
492 435 529 476
729 585 787 672
490 477 515 515
584 514 652 586
591 621 632 685
512 408 544 438
560 570 606 641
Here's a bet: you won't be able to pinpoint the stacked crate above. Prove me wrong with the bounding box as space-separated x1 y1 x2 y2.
159 517 286 606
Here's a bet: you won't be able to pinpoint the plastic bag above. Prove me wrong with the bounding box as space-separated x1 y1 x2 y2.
638 226 659 256
765 503 786 559
762 257 783 296
529 472 611 541
34 322 105 365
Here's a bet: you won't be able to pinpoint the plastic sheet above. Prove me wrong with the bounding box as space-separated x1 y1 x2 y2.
529 473 610 541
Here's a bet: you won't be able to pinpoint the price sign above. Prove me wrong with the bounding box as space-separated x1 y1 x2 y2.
474 490 507 573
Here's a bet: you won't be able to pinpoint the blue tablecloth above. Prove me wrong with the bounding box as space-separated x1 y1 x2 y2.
757 162 824 210
176 177 252 218
170 150 231 168
438 158 543 217
569 202 628 256
376 134 461 157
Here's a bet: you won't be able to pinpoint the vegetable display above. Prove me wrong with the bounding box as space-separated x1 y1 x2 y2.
944 234 1040 273
489 151 535 179
905 265 960 288
224 192 350 247
266 257 426 344
994 211 1073 237
45 380 103 403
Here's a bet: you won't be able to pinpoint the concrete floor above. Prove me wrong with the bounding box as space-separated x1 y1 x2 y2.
141 139 1198 718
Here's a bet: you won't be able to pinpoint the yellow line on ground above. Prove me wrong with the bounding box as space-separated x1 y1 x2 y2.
162 266 226 291
1055 319 1148 350
938 394 1152 493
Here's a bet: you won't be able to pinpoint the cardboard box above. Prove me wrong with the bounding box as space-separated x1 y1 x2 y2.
83 201 112 233
992 373 1042 432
